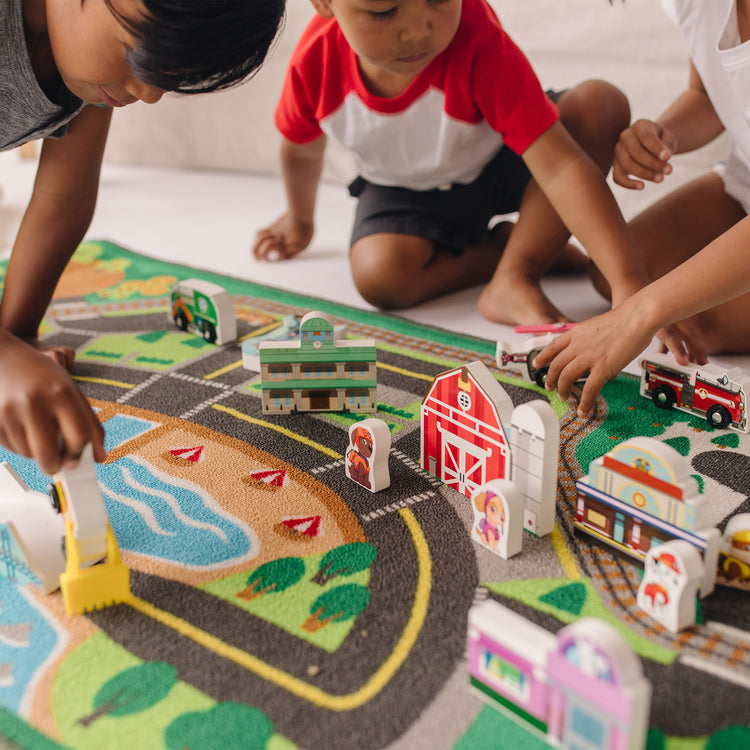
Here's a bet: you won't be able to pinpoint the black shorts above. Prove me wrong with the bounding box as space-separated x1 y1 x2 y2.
348 90 564 256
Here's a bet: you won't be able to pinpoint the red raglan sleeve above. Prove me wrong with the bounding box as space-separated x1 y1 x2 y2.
459 4 559 154
274 21 326 144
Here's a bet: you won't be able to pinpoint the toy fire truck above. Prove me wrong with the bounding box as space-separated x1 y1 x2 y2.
639 352 750 432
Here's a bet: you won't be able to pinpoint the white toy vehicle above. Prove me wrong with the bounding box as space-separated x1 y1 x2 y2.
496 333 588 388
48 445 131 615
170 278 237 345
496 334 558 387
0 445 130 615
0 463 65 593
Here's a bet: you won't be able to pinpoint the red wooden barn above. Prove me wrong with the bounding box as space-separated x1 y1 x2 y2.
420 361 514 499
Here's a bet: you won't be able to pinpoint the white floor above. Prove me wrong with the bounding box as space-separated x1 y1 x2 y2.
1 148 748 379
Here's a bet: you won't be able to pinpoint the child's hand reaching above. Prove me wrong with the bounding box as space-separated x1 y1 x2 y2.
613 118 679 190
0 330 105 475
253 212 314 262
532 294 707 417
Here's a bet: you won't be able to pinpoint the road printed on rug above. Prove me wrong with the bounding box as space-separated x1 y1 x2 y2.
2 240 749 750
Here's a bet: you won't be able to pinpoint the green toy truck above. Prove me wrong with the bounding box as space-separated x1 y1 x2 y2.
170 278 237 345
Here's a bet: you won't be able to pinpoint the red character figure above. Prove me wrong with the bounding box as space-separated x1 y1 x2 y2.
347 425 373 489
345 418 391 493
637 540 703 633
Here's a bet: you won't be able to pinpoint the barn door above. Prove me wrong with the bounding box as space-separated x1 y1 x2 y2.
439 427 491 498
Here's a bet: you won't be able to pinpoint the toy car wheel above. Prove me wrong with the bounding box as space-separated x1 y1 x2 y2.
174 310 188 331
48 484 62 513
707 403 731 429
652 385 676 409
202 321 217 343
535 368 548 388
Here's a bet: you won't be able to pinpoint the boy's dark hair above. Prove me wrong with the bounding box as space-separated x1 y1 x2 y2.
106 0 286 94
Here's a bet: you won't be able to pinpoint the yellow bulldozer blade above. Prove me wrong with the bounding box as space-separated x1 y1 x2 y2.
60 524 131 616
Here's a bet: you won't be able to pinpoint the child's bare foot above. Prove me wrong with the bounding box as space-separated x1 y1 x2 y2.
477 271 569 326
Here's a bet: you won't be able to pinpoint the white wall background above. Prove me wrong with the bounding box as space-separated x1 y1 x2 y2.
102 0 723 185
100 0 732 228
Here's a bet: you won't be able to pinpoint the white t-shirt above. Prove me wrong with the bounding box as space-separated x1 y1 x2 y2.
275 0 558 191
662 0 750 211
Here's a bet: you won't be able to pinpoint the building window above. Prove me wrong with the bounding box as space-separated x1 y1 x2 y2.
477 646 529 701
303 329 333 343
302 364 335 378
586 508 608 531
347 390 371 408
569 705 606 748
346 363 370 378
271 392 293 408
268 364 291 379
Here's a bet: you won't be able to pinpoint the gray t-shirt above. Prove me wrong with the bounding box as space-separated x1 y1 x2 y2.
0 0 84 152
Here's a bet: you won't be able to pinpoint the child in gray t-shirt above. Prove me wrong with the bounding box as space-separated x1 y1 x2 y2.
1 0 284 474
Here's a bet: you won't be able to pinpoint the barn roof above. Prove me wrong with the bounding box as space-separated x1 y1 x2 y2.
424 360 514 426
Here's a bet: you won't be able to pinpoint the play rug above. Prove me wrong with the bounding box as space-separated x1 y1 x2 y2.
1 240 749 750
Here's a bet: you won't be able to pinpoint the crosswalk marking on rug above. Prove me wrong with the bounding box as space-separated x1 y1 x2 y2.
360 492 436 522
310 459 346 475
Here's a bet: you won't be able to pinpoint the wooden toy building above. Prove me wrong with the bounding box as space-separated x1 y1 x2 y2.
257 311 377 415
420 362 514 500
575 437 720 595
468 600 651 750
420 361 558 537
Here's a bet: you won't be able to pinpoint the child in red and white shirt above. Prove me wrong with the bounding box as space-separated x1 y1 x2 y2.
254 0 648 327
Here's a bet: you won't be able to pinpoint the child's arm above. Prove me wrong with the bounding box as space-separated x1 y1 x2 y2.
521 120 649 308
0 105 110 473
253 135 326 261
2 106 111 337
613 61 724 190
533 216 750 415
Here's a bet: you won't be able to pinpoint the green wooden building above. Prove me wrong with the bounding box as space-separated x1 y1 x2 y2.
258 311 377 414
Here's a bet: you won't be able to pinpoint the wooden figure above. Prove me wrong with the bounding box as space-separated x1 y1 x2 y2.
509 400 559 537
637 539 703 632
257 311 377 415
470 479 523 559
170 278 238 345
575 436 720 596
718 513 750 587
421 361 514 500
346 418 391 492
640 351 750 432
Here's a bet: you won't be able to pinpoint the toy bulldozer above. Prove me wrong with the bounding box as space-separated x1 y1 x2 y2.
50 446 131 616
58 522 130 616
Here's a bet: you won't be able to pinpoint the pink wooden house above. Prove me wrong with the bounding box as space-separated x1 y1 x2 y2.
420 361 514 500
468 601 652 750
